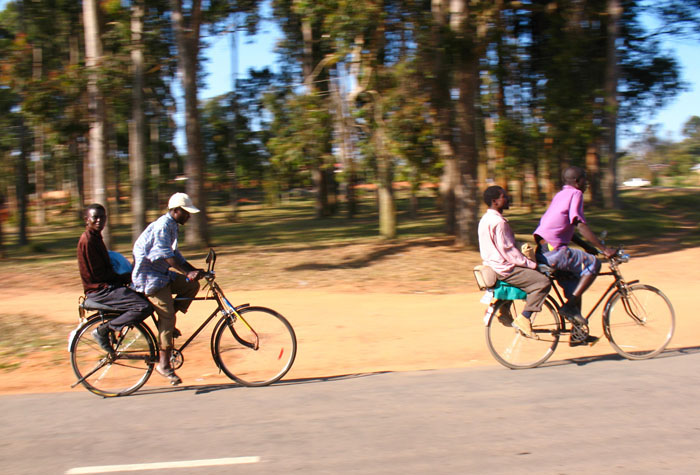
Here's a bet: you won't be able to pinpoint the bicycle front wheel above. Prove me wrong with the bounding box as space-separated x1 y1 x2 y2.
70 317 156 397
485 299 561 369
603 284 675 360
214 306 297 387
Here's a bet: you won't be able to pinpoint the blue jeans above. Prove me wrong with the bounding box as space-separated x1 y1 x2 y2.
537 246 600 299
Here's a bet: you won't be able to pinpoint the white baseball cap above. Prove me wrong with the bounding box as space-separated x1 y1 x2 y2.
168 192 200 213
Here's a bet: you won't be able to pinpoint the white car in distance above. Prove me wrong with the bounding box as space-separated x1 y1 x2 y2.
622 177 651 187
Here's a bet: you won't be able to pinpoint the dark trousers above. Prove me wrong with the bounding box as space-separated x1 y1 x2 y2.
87 286 153 331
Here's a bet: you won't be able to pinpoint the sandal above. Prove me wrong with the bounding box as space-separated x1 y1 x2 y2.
155 364 182 386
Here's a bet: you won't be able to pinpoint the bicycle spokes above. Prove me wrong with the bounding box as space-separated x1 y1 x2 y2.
214 306 297 386
71 319 156 397
620 293 647 324
604 284 674 360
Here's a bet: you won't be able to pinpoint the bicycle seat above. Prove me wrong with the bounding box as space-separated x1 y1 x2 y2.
81 298 123 313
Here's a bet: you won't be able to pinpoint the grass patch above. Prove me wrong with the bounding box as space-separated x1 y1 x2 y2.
0 314 75 372
507 188 700 251
0 187 698 267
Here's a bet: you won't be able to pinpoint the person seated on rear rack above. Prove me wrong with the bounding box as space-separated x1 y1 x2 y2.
533 166 615 326
478 186 551 338
76 203 153 353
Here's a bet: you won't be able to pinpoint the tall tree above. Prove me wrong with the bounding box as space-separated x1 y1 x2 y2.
130 0 147 240
83 0 110 246
452 0 489 247
170 0 208 245
602 0 621 208
170 0 260 245
429 0 459 235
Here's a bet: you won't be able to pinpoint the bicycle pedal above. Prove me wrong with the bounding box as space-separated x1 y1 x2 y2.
569 335 600 347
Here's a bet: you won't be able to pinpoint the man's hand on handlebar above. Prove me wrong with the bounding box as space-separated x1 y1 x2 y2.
600 246 616 259
186 269 206 281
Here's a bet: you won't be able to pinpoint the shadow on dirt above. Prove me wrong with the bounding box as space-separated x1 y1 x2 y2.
285 237 459 272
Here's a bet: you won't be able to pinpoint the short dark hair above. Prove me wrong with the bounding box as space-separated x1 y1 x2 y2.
562 166 585 185
84 203 106 218
483 186 505 206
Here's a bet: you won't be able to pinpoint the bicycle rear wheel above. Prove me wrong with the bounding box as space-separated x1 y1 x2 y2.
70 317 156 397
485 299 561 369
603 284 675 360
214 306 297 387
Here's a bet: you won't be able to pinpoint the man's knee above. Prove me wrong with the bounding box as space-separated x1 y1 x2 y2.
581 256 601 276
185 279 200 296
138 299 154 317
536 274 552 293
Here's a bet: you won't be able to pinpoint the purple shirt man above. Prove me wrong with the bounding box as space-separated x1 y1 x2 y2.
533 185 586 250
533 166 614 330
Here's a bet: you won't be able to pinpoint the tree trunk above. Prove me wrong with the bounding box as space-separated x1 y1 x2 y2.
333 67 357 218
171 0 209 246
300 15 333 218
409 167 419 219
16 122 30 246
130 0 147 240
0 195 4 258
108 119 120 225
602 0 621 209
376 128 396 239
585 142 603 206
150 99 162 209
453 0 480 248
228 100 239 221
83 0 110 247
32 45 46 227
311 166 326 219
431 0 458 236
228 20 239 221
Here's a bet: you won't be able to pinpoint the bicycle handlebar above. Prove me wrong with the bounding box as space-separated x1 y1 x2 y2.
537 248 629 277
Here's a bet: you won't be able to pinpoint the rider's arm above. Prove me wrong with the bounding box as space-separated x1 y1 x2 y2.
570 233 598 255
576 222 615 258
165 256 204 281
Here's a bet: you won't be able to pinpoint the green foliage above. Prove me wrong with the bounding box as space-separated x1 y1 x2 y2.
507 188 700 250
265 89 332 189
385 61 439 184
622 117 700 182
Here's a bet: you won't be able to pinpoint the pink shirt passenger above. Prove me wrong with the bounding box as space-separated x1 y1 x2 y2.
478 209 536 276
533 185 586 249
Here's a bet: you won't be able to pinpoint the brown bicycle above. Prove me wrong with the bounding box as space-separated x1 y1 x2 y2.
483 247 675 369
69 249 297 397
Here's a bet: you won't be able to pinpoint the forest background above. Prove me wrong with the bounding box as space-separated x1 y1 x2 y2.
0 0 699 258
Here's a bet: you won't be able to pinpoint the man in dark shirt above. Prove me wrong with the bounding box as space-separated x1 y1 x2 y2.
77 203 152 352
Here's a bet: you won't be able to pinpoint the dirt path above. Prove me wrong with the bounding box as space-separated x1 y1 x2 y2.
1 247 698 396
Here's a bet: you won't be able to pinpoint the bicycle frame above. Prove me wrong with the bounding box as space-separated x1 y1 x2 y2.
156 276 258 361
546 260 639 328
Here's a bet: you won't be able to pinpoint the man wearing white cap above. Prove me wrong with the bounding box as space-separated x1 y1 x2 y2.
132 192 205 385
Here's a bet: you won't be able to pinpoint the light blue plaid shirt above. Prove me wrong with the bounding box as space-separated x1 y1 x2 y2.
131 213 186 295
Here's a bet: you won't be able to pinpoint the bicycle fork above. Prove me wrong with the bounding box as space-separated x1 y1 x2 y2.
219 296 259 351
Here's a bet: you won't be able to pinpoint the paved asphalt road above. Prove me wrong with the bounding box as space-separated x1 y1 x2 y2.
2 349 700 475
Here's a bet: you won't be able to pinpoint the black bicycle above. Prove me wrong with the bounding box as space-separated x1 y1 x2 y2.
69 249 297 397
483 247 675 369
